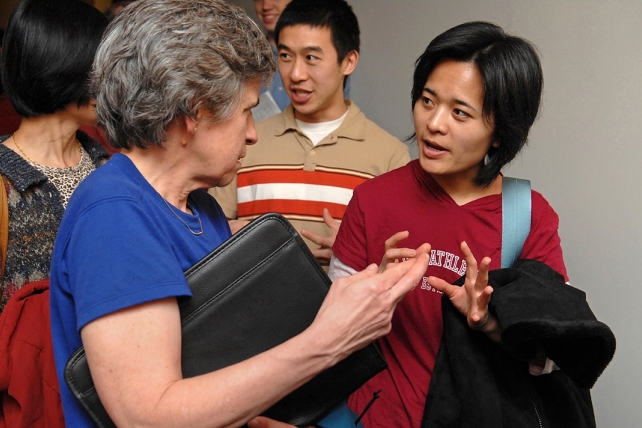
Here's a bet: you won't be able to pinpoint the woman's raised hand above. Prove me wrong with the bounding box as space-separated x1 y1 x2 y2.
427 241 501 342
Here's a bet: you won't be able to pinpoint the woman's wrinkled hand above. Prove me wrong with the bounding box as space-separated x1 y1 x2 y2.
310 253 430 363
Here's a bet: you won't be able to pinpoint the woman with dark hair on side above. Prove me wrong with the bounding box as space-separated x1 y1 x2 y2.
0 0 110 312
330 21 573 427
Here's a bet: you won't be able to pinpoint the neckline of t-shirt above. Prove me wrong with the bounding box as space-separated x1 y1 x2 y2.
411 160 502 208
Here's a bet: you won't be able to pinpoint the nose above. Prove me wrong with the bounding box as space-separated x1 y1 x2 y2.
426 106 448 135
288 57 308 83
246 113 258 146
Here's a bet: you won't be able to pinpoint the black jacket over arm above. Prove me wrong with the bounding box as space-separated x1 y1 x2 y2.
421 259 616 428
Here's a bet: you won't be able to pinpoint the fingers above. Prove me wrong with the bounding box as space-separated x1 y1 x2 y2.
380 254 430 302
475 257 491 296
381 248 416 265
333 263 379 288
322 208 340 233
379 231 415 273
300 229 328 247
301 208 339 250
460 241 478 276
415 242 432 256
384 231 409 251
310 248 333 266
477 285 493 310
381 242 432 271
427 275 459 299
460 241 491 291
458 242 500 339
470 286 493 323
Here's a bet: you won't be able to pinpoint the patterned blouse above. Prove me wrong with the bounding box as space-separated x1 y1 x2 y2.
0 132 110 312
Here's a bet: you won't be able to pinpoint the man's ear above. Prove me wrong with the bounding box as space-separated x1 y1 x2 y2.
341 50 359 77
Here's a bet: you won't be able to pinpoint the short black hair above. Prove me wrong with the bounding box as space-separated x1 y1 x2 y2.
412 21 543 187
274 0 360 63
1 0 108 117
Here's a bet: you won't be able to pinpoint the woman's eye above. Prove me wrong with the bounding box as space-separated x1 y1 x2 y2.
454 109 470 118
422 96 434 106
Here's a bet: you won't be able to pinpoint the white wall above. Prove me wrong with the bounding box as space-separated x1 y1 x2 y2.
232 0 640 425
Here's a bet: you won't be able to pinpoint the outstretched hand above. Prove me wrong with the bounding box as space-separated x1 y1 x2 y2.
427 241 501 342
310 253 430 363
300 208 340 265
378 231 431 272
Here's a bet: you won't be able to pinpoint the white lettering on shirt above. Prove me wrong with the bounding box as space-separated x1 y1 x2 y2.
403 247 467 293
429 249 466 275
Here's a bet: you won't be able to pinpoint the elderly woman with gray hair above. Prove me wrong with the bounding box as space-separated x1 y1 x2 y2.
48 1 429 427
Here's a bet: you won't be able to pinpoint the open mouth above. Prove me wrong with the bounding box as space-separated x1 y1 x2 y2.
290 89 312 103
424 140 446 152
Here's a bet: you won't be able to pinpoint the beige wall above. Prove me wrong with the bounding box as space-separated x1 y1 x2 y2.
230 0 641 426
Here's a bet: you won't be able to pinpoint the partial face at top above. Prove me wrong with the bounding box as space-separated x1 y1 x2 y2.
278 24 358 123
414 60 496 186
254 0 292 34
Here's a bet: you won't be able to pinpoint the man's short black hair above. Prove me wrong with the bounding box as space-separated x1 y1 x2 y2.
274 0 360 63
412 21 544 187
1 0 108 117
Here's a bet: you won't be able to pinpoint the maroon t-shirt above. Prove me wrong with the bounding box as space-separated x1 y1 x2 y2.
333 160 568 428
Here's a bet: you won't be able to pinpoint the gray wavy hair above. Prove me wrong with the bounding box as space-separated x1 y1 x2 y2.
92 0 274 149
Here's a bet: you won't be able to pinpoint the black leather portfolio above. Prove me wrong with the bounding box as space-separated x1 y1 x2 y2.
64 213 387 427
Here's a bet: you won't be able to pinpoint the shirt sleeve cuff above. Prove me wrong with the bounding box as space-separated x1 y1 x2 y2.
328 255 358 281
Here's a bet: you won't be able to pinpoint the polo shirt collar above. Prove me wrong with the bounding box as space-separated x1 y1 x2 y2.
274 100 366 142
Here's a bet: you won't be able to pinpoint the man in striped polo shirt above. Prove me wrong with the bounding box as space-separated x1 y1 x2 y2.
210 0 409 265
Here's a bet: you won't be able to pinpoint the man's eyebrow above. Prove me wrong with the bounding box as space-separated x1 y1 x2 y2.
423 87 477 112
277 43 323 54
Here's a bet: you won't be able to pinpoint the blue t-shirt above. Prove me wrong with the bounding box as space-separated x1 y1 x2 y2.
50 153 231 426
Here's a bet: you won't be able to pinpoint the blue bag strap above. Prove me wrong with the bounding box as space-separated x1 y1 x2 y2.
501 177 531 269
317 401 364 428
